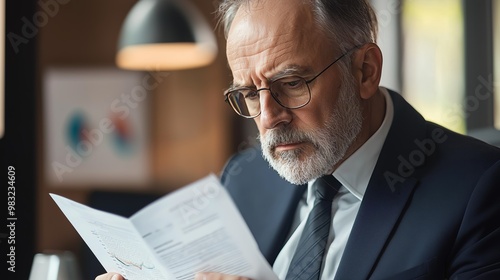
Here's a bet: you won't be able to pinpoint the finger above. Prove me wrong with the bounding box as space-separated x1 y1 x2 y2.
95 273 124 280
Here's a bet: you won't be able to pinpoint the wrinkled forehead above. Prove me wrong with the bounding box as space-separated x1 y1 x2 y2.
226 0 328 81
227 0 316 48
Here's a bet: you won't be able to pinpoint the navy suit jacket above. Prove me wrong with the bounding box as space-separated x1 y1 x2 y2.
220 90 500 279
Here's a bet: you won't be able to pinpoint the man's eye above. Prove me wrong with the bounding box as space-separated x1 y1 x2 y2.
278 77 305 89
284 80 301 87
243 91 259 100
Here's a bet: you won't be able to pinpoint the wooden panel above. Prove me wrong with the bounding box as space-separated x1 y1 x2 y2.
37 0 235 262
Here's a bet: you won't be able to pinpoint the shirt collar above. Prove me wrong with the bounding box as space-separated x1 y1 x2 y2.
307 87 394 203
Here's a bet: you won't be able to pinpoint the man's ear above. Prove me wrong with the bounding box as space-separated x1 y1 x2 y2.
352 43 383 100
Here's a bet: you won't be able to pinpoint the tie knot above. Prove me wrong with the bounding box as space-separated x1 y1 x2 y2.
314 175 340 202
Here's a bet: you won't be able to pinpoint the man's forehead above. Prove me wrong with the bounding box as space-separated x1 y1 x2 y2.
226 0 322 83
227 0 314 38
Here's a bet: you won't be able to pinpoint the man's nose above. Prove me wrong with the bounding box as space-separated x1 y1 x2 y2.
259 91 292 129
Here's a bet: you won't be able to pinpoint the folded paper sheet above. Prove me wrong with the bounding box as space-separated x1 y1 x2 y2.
51 174 278 280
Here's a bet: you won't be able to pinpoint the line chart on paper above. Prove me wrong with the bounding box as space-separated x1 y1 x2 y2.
111 253 155 270
90 224 168 280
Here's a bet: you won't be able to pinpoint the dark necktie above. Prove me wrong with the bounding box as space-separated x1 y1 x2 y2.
285 175 341 280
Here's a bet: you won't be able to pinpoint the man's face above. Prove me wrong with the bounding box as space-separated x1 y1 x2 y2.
226 0 363 184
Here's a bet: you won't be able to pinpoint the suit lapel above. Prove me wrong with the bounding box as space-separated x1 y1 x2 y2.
335 175 418 279
253 177 307 264
221 147 307 264
335 90 427 279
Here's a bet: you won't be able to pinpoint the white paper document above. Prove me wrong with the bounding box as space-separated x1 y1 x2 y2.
51 174 278 280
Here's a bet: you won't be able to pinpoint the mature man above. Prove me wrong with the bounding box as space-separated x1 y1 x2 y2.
98 0 500 279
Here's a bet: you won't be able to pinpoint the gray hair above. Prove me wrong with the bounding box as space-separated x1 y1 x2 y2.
216 0 378 51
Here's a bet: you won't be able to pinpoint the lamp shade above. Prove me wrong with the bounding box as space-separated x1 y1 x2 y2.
116 0 218 70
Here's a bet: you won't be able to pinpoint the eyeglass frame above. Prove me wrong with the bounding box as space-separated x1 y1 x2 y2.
224 45 361 118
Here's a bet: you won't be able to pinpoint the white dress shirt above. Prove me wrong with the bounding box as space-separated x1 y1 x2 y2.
273 88 394 279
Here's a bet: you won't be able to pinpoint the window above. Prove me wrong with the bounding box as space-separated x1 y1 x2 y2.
402 0 465 133
373 0 499 146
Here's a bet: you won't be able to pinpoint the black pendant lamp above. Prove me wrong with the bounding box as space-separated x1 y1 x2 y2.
116 0 217 70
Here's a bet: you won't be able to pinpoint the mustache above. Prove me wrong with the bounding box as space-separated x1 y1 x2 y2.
259 127 316 149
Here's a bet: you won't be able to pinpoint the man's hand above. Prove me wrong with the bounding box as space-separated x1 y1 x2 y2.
95 273 124 280
194 272 252 280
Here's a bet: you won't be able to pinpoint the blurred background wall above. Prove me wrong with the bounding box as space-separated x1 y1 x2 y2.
35 0 240 267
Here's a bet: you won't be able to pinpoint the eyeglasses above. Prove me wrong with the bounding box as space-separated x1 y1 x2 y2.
224 46 360 118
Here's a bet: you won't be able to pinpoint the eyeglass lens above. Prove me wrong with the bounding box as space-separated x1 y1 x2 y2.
227 76 311 117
